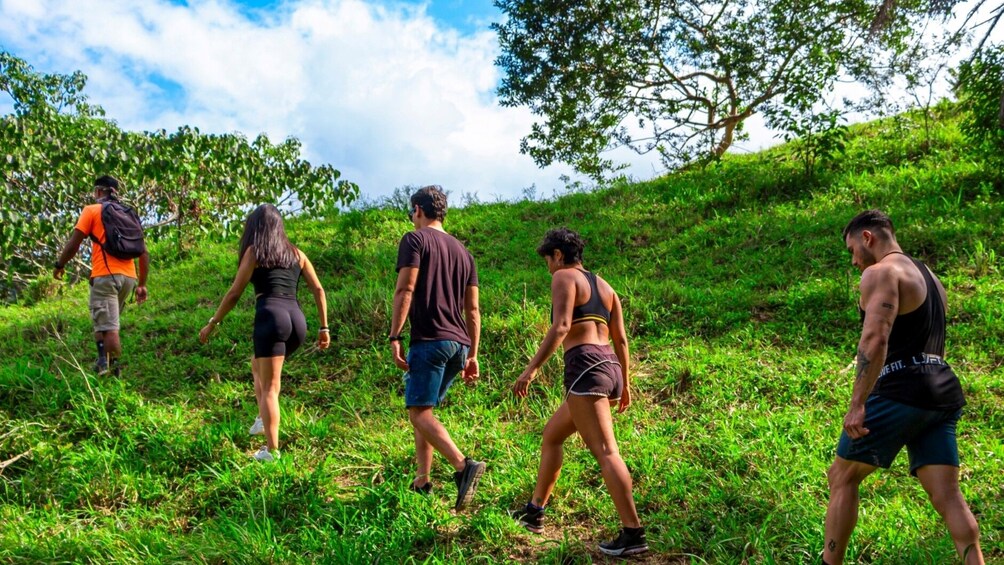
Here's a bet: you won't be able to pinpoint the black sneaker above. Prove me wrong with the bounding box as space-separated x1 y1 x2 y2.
599 527 648 557
110 358 121 377
409 481 433 495
452 457 486 510
94 356 109 376
510 502 545 534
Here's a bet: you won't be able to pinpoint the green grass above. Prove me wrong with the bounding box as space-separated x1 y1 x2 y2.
0 107 1001 563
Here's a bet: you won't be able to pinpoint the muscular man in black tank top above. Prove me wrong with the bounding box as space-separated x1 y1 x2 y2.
823 210 984 565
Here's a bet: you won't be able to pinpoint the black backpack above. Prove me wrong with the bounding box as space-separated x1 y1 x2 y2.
93 198 146 260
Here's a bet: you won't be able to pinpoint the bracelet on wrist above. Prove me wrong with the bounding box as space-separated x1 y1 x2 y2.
54 261 63 270
388 335 404 342
209 317 220 326
319 328 330 333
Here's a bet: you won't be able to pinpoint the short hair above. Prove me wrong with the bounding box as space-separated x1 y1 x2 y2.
536 228 585 264
410 185 448 221
94 175 120 193
843 209 895 240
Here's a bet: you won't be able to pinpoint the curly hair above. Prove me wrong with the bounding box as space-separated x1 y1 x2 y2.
536 227 585 264
411 185 448 221
843 209 895 240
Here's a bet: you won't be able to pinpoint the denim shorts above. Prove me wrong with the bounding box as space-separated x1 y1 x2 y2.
404 340 469 408
836 395 962 475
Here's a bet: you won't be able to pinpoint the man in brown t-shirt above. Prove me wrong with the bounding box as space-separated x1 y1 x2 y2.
388 185 485 511
54 175 150 376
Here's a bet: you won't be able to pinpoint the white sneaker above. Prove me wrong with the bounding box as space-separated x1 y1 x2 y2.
249 416 264 435
253 445 279 462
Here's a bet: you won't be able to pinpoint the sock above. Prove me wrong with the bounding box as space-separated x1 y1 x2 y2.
527 501 545 512
624 526 644 536
96 340 106 361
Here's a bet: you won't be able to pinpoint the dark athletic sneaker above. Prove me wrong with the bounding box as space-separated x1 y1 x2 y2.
599 527 648 557
94 356 109 376
510 502 545 534
453 457 486 510
409 481 433 495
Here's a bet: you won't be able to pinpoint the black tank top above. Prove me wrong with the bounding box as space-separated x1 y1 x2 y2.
251 264 302 298
570 270 611 325
865 256 965 410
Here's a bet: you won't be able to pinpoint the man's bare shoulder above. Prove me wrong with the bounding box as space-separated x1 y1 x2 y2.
862 254 930 312
860 261 897 287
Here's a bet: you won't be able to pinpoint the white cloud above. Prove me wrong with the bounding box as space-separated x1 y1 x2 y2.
0 0 591 200
5 0 998 200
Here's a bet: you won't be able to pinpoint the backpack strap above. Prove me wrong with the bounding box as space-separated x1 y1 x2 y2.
89 200 113 277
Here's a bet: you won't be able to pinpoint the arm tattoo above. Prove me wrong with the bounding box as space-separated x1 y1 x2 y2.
856 348 870 382
881 302 894 309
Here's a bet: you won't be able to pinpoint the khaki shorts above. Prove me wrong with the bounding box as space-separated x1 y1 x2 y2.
89 275 137 332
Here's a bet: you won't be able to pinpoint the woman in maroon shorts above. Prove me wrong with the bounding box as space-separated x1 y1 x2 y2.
511 228 647 557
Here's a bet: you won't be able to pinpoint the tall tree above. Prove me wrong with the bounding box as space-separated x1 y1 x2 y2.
494 0 929 178
0 52 357 292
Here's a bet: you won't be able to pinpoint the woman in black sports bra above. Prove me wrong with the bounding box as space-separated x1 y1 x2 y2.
199 204 329 462
510 228 647 557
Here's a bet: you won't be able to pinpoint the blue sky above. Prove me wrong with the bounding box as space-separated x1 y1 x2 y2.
0 0 590 201
222 0 501 32
2 0 989 200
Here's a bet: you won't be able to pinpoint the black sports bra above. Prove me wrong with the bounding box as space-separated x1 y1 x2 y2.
570 270 611 325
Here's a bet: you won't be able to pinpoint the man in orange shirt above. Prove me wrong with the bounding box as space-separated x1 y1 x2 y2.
53 176 150 376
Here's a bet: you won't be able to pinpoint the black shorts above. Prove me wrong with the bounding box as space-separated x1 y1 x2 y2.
253 296 307 358
836 395 962 476
563 344 622 400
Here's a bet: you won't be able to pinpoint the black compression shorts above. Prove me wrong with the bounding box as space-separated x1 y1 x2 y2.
253 295 307 358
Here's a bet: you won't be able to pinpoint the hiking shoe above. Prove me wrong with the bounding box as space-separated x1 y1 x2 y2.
452 457 486 510
253 445 279 462
94 356 109 376
409 481 433 495
249 416 264 436
599 527 648 557
110 358 121 377
510 502 546 534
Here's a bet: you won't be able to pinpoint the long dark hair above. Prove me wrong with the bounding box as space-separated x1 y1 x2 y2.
237 204 299 268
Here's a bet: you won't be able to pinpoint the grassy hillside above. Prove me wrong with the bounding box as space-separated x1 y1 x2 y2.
1 106 1001 564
